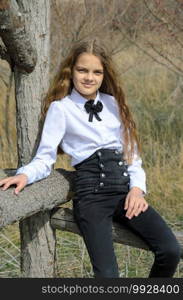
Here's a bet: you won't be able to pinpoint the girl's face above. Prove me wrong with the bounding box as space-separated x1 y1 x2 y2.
72 52 104 100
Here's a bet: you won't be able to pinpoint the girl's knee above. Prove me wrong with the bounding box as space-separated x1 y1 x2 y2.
167 243 181 263
157 241 181 265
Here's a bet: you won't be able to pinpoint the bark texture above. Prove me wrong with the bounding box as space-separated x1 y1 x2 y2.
20 211 57 277
0 0 37 72
0 168 75 228
9 0 55 277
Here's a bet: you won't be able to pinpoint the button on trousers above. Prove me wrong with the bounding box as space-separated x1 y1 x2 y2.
72 148 181 278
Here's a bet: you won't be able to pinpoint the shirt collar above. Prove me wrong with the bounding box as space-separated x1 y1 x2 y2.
70 87 101 111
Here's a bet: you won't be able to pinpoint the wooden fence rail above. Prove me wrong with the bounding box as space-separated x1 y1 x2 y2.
1 168 183 260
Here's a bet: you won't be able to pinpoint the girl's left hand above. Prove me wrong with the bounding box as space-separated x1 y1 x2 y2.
124 187 148 219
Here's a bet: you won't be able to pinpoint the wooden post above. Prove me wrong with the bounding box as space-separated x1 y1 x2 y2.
0 0 56 277
15 0 56 278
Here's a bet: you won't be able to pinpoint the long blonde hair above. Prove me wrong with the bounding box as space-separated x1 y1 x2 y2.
42 38 141 164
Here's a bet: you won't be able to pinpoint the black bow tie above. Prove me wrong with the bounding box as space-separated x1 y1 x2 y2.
84 99 103 122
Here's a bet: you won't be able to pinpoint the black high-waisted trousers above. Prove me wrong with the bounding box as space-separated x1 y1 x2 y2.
72 148 181 278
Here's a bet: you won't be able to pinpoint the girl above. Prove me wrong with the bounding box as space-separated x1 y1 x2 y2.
0 39 181 278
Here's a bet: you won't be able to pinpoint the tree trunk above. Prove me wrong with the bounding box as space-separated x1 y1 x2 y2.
20 211 56 278
14 0 56 277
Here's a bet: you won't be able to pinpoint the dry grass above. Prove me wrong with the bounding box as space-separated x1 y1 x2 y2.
0 42 183 277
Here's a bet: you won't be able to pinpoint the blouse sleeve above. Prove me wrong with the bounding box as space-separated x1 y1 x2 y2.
127 145 147 195
16 101 66 184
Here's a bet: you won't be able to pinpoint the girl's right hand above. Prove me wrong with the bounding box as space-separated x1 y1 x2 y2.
0 174 28 195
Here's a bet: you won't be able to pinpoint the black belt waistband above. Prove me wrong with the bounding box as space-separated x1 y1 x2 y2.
75 148 125 169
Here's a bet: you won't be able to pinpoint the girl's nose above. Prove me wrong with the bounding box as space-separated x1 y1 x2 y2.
85 72 94 81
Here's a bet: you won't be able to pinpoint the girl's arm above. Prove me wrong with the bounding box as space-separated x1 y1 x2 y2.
127 147 146 195
0 101 65 194
125 146 148 219
16 101 66 184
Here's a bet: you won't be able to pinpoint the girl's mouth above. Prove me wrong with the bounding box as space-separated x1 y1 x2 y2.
82 83 94 88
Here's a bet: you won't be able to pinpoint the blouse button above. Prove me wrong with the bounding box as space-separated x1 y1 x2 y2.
97 151 102 157
123 172 128 176
100 173 106 178
118 161 123 166
99 163 104 168
99 182 104 187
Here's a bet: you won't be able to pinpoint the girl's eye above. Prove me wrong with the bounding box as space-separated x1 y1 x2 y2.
78 69 86 72
95 71 103 74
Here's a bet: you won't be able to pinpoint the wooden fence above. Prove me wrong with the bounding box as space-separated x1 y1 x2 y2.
0 0 182 278
0 168 183 277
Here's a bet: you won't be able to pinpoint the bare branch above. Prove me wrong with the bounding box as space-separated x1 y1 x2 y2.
147 40 183 75
144 0 183 33
115 18 183 76
143 0 183 49
0 0 37 73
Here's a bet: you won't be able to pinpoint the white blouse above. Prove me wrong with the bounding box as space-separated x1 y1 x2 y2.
16 88 146 193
